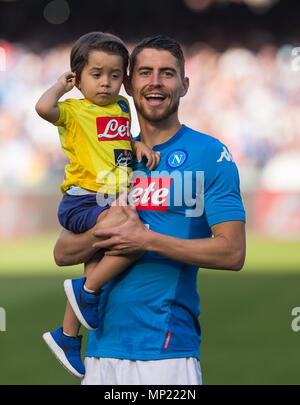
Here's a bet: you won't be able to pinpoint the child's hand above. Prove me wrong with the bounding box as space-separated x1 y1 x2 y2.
57 72 76 93
133 141 161 171
36 72 77 123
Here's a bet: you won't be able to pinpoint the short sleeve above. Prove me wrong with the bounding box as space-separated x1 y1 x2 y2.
53 99 80 127
116 96 132 137
203 139 246 227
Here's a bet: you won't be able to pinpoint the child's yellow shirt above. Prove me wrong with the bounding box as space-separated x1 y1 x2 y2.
53 96 132 195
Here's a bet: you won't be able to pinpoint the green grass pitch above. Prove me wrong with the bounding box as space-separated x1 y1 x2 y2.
0 232 300 384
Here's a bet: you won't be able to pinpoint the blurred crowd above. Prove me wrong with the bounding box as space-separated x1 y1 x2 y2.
1 40 300 192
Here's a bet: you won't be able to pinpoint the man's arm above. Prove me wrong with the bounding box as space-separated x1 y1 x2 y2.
92 205 246 271
54 204 245 270
145 220 245 270
53 228 101 266
53 202 131 266
54 204 245 271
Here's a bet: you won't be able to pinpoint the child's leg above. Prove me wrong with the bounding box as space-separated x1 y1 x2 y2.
84 253 140 292
84 204 143 292
62 301 80 337
64 199 143 330
62 250 104 336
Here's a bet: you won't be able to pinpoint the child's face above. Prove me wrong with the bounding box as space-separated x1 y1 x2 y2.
77 50 124 106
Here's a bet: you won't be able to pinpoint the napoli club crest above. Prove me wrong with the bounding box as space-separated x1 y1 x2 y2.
166 150 188 168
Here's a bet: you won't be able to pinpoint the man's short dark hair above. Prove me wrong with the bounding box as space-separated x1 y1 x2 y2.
70 32 129 80
129 35 185 79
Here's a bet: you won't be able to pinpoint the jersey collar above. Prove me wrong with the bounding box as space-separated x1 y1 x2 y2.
136 125 188 152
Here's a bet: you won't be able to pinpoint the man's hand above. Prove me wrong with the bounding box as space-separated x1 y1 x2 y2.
92 204 149 255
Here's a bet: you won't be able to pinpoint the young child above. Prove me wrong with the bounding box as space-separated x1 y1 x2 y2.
35 32 160 379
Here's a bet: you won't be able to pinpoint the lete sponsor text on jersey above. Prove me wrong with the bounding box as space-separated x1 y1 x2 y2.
128 177 173 211
97 117 130 141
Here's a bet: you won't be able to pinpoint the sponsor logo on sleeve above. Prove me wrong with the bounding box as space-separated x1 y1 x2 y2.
114 149 133 167
96 117 130 141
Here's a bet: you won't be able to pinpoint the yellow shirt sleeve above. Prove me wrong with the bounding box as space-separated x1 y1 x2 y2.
53 98 81 127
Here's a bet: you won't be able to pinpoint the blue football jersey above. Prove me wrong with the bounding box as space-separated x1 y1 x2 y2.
85 125 246 360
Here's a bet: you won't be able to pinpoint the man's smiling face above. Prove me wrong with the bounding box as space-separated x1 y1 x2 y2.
128 48 189 123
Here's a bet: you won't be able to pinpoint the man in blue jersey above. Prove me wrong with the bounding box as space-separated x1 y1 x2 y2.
53 35 246 385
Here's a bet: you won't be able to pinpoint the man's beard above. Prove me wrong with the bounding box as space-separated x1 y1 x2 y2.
134 97 180 123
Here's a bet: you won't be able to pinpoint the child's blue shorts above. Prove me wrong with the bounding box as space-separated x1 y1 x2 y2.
57 193 111 234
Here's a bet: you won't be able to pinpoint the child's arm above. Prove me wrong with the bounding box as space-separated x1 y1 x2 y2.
35 72 76 123
131 140 161 171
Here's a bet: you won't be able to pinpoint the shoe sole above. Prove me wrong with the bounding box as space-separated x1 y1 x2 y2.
64 279 97 331
42 332 84 379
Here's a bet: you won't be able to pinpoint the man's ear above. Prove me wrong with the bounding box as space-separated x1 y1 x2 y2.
123 75 133 96
180 76 189 97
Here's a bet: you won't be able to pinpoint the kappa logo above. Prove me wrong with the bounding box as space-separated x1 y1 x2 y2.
167 150 188 168
217 146 234 163
96 117 130 141
128 177 173 211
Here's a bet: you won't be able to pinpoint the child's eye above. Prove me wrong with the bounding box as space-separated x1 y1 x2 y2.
92 73 100 78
